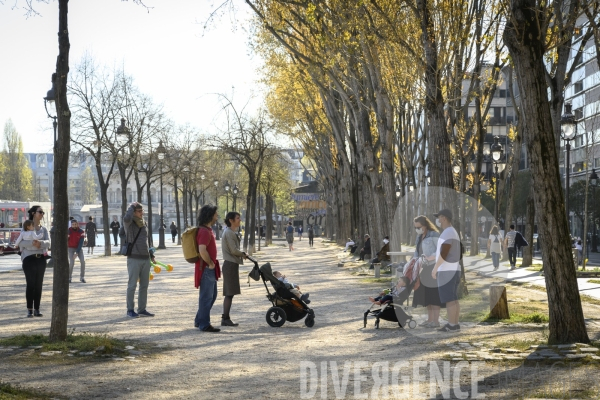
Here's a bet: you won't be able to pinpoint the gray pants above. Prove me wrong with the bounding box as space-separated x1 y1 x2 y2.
68 248 85 280
127 257 150 312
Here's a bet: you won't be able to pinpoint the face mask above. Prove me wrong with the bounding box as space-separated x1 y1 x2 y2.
435 219 442 227
415 228 423 235
383 239 389 244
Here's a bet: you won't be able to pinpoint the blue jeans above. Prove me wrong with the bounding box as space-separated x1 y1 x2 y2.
491 252 500 269
195 267 218 330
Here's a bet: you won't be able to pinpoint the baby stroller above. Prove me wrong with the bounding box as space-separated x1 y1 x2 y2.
363 279 417 329
247 257 315 328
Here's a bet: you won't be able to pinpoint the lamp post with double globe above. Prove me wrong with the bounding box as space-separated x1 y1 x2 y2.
156 140 167 249
561 104 577 230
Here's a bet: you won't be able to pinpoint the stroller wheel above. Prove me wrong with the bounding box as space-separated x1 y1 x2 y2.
408 319 417 329
305 315 315 328
266 307 287 327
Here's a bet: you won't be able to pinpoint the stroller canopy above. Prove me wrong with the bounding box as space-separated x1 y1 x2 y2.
259 262 285 291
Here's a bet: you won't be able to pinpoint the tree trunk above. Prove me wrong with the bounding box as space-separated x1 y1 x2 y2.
489 285 510 320
265 193 273 246
49 0 71 342
97 177 112 256
416 0 453 189
504 0 589 344
522 186 535 267
119 162 128 218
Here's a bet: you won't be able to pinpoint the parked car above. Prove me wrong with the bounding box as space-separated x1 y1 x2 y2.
0 239 19 255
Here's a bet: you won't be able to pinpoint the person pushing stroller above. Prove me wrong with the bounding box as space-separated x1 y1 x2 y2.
273 271 310 304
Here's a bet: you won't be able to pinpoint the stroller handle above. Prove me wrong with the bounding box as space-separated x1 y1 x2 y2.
246 255 259 266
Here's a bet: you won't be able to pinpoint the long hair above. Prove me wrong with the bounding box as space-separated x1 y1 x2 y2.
197 205 218 227
490 225 499 235
413 215 438 233
27 205 42 221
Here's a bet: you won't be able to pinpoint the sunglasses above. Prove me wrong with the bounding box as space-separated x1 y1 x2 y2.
37 211 45 215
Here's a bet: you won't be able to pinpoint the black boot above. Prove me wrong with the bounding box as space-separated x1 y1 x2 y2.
221 314 239 327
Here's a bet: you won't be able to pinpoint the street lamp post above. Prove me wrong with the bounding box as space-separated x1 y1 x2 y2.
590 169 599 252
224 180 230 214
214 179 220 240
200 172 206 206
157 140 167 249
561 104 577 231
490 136 504 223
232 183 239 211
43 81 57 146
182 165 190 229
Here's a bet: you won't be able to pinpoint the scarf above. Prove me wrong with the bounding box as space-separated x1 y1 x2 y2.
133 215 145 228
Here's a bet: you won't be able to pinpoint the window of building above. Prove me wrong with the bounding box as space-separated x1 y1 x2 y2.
499 89 506 98
574 80 584 93
595 158 600 168
574 107 584 120
573 162 584 172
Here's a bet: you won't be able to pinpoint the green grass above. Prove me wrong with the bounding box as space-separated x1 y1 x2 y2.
0 381 57 399
0 332 127 354
588 279 600 284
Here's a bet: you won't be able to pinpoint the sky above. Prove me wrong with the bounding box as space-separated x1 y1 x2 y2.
0 0 264 153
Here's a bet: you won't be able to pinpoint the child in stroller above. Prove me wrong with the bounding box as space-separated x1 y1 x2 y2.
369 276 410 305
248 258 315 328
273 271 311 304
364 276 417 329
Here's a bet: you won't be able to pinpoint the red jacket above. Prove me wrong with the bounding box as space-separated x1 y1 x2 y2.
68 227 85 249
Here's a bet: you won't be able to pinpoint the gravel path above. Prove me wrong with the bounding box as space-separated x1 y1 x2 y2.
1 239 599 399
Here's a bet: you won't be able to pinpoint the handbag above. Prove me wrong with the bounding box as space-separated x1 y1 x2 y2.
120 226 142 256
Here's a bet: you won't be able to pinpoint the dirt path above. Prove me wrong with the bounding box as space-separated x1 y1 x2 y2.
1 239 599 399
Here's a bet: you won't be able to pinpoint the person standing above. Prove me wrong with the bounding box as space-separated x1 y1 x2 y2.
298 225 303 241
170 221 178 243
359 234 371 261
487 225 503 271
85 216 97 255
124 202 156 318
68 220 86 283
307 225 314 248
110 217 120 247
221 211 247 327
195 205 221 332
286 222 295 251
411 215 442 328
19 205 50 318
432 209 462 332
504 225 518 270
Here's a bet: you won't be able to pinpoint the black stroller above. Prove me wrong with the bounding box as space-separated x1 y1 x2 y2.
363 279 417 329
248 257 315 328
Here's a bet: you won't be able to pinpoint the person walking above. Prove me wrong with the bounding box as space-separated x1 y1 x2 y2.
359 234 371 261
85 216 97 255
110 216 120 246
432 209 462 332
298 225 303 241
504 225 518 270
221 211 247 327
286 222 295 251
194 205 221 332
307 225 314 248
410 215 442 328
68 220 86 283
170 221 178 243
124 202 156 318
487 225 503 271
19 205 50 318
